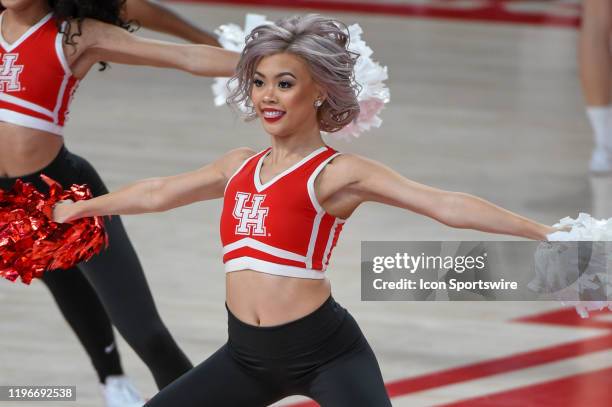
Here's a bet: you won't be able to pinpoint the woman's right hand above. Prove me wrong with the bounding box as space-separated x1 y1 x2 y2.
52 200 77 223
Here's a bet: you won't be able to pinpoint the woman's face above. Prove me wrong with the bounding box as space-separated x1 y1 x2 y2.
250 52 324 138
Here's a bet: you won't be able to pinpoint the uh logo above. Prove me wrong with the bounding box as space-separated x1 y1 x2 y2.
233 192 269 236
0 53 23 92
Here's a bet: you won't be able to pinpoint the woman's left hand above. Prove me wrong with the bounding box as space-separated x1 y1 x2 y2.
52 200 77 224
544 224 572 241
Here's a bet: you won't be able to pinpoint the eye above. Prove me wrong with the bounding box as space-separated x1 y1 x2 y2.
253 79 264 87
278 81 293 89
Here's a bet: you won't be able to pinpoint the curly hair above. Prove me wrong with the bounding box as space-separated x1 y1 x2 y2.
1 1 135 70
227 14 361 133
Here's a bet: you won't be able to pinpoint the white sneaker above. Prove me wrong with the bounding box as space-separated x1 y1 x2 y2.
101 375 146 407
589 147 612 174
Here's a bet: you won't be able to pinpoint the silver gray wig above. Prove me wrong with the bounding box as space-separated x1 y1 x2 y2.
227 14 361 133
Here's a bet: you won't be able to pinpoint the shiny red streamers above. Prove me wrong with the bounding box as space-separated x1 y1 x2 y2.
0 174 108 284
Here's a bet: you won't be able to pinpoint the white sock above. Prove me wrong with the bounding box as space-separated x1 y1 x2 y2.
586 105 612 151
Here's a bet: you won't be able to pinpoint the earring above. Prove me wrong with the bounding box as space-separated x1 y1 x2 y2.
314 99 323 108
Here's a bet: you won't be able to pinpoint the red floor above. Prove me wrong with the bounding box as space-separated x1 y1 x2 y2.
287 308 612 406
442 367 612 407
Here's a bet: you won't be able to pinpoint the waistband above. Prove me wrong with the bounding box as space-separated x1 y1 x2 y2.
226 295 347 359
0 145 69 188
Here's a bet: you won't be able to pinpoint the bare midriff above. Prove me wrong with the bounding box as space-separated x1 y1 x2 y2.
226 270 332 327
0 123 63 177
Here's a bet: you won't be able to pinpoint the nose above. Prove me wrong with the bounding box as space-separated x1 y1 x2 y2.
262 84 277 104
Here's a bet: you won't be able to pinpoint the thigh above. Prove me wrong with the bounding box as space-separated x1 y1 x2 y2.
307 340 391 407
41 267 122 380
42 266 95 300
146 344 282 407
41 267 115 335
70 154 161 327
78 214 161 328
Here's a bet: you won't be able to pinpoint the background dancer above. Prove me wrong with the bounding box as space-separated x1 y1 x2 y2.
0 0 237 405
580 0 612 173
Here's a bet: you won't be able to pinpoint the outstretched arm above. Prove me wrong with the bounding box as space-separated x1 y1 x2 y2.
53 148 255 223
72 19 238 77
124 0 221 46
325 155 554 240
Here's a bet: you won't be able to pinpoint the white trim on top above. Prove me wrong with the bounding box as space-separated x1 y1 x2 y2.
0 12 53 52
224 149 266 194
223 237 306 263
0 92 54 118
307 152 342 212
224 257 326 280
0 108 63 136
305 210 325 269
304 152 345 269
254 146 328 193
54 24 73 75
322 218 345 271
52 72 70 124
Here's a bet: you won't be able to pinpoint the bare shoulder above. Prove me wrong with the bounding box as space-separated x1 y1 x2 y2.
76 18 133 48
77 18 120 35
225 147 258 163
65 18 103 42
215 147 258 179
319 153 376 184
332 152 380 167
57 18 111 57
54 18 104 74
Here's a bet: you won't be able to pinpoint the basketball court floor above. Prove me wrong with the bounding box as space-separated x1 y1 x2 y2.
1 1 611 406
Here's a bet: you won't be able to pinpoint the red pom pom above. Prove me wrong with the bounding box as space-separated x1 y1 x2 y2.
0 175 108 284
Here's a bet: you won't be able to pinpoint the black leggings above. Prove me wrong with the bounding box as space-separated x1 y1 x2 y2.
0 146 192 387
146 296 391 407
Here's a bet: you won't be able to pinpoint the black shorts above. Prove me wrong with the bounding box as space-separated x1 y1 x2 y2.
146 295 392 406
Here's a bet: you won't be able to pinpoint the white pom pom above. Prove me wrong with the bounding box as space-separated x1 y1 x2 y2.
327 23 390 140
211 14 273 111
215 23 246 52
211 78 231 107
548 213 612 241
542 213 612 317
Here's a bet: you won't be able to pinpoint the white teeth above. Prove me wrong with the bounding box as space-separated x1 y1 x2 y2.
263 111 284 118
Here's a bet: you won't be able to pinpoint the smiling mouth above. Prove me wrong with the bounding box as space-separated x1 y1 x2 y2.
262 109 286 123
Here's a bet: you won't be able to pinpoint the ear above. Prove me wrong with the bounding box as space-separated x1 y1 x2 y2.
314 83 328 103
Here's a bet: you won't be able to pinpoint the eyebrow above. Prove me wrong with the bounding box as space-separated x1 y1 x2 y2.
254 71 297 79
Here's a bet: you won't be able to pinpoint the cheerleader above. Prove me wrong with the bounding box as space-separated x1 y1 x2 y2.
53 14 556 406
0 0 237 406
580 0 612 173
